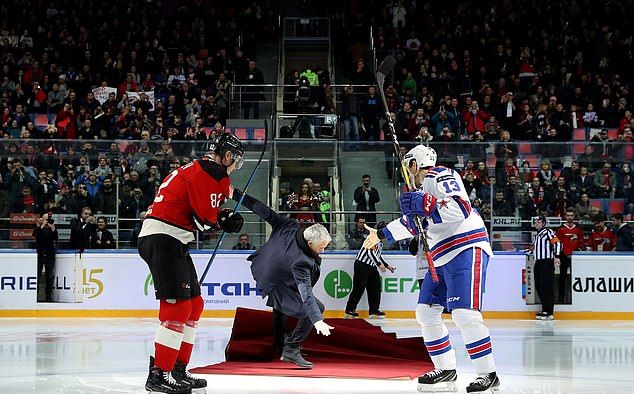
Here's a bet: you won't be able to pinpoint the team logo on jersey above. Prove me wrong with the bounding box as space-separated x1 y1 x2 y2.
324 270 352 299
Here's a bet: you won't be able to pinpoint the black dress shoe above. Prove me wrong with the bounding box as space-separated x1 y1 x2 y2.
280 347 313 369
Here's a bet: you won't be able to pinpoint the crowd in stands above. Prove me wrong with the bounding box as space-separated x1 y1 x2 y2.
0 0 277 245
1 0 633 250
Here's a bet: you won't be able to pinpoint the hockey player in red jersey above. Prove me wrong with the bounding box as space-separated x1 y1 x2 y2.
138 133 246 394
555 210 585 301
586 214 616 251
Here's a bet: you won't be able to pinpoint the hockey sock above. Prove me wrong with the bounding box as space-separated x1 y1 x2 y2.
154 299 192 371
452 308 496 374
177 295 204 365
416 304 456 370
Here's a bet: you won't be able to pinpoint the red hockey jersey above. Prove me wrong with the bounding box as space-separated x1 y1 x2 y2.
555 224 585 256
145 159 230 235
587 228 616 251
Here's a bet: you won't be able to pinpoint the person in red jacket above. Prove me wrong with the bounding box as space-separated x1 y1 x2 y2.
586 214 616 251
138 133 245 394
555 210 585 302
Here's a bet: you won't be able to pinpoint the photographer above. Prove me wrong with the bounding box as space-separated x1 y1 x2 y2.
33 213 58 302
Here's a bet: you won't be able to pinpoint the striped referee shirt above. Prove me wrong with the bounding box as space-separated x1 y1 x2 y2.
355 242 388 269
532 228 562 260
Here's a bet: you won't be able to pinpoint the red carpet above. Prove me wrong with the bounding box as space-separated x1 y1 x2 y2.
191 307 433 379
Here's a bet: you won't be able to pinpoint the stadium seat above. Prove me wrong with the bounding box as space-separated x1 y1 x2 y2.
253 128 266 140
233 128 248 140
518 143 533 154
590 199 603 209
34 114 49 129
608 199 625 214
573 129 585 141
198 49 209 60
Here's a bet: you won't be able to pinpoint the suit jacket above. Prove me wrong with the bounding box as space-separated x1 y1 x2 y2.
616 224 633 251
237 191 323 324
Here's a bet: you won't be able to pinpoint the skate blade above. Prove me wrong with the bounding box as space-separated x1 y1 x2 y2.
369 315 386 319
417 381 458 392
344 314 358 319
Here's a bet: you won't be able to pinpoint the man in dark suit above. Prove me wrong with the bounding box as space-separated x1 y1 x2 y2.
612 213 633 251
353 174 380 226
233 188 334 369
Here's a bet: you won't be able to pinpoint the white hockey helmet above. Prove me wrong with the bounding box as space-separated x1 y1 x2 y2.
403 145 437 169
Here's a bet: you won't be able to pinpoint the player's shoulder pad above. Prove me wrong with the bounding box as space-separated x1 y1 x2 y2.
198 159 229 181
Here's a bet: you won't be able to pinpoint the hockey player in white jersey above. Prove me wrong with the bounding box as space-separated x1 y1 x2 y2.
363 145 500 393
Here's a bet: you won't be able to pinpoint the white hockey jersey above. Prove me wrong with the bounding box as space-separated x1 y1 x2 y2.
382 166 493 278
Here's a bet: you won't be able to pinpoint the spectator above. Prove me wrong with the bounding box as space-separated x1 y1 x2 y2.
361 86 381 141
593 161 616 198
341 85 361 149
33 212 58 302
492 190 513 216
576 167 595 197
587 215 616 251
346 216 369 250
69 206 97 251
121 187 149 219
92 217 115 249
612 214 633 252
353 175 380 227
94 177 116 214
242 60 265 119
232 233 256 250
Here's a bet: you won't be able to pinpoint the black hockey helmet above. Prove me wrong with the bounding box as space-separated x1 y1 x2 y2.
206 133 245 169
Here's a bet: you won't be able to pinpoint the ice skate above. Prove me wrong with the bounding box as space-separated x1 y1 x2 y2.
344 310 359 319
466 372 500 393
172 362 207 391
417 369 457 392
146 357 191 394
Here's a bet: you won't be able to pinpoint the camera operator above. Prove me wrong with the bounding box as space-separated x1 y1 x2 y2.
33 212 58 302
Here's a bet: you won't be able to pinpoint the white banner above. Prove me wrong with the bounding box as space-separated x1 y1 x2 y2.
572 253 634 312
127 90 155 112
52 254 82 302
92 86 117 104
2 251 632 314
0 253 37 309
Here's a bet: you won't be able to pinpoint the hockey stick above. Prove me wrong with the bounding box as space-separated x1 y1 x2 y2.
199 121 269 285
375 56 439 282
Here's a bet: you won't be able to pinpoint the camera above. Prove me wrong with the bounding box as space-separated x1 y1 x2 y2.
48 218 54 224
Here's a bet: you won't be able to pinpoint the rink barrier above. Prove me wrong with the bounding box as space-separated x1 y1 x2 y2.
2 250 634 319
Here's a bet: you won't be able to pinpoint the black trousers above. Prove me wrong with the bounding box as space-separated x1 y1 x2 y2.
273 299 325 353
37 253 55 301
535 258 555 315
559 254 572 302
345 260 382 314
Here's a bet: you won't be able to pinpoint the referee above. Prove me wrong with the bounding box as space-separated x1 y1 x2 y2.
345 239 395 319
531 216 562 320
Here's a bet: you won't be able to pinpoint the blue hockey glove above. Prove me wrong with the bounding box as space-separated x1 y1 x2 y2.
400 191 437 217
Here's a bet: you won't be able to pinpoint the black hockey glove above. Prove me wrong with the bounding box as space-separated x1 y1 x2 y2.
408 237 419 256
218 208 244 233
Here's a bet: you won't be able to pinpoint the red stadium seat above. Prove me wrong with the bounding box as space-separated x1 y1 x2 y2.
253 128 266 140
198 49 209 60
520 154 541 169
608 199 625 214
34 114 49 128
233 128 248 140
572 142 586 155
518 143 533 154
573 129 585 141
589 199 602 209
486 156 496 170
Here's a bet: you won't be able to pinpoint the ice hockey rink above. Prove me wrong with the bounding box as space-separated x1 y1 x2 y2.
2 318 634 394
